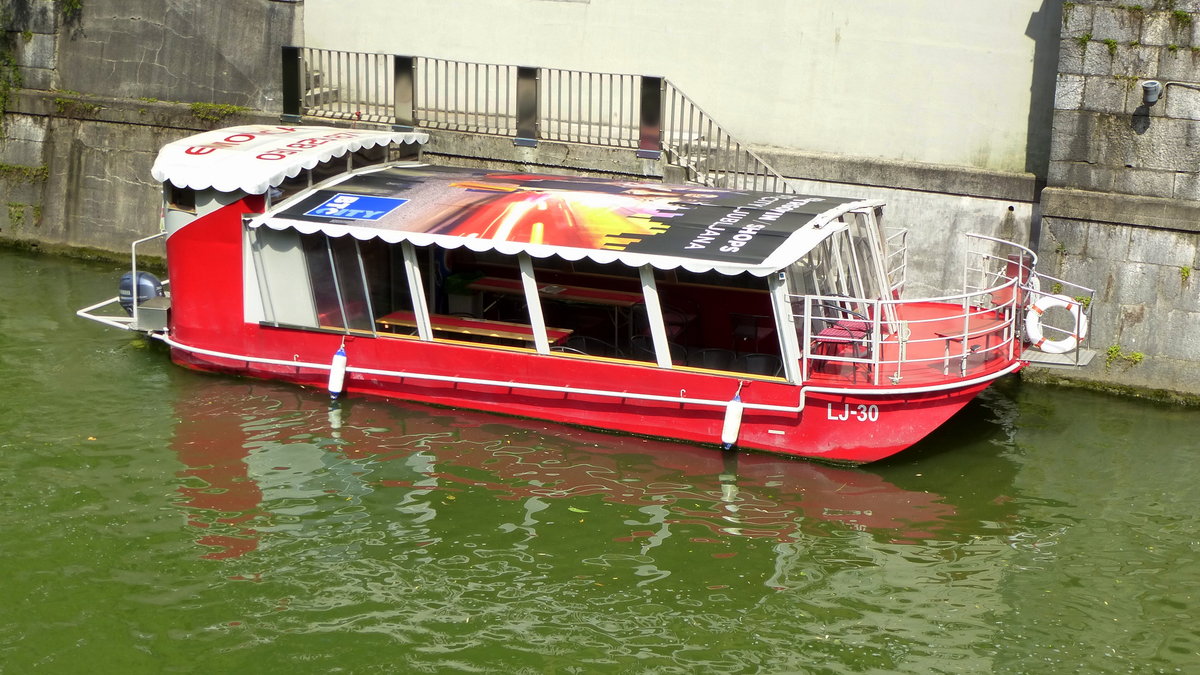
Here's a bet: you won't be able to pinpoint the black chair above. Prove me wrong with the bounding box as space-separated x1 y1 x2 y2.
732 353 783 377
630 335 686 364
686 347 736 370
731 313 776 352
563 335 623 358
632 301 697 341
550 345 586 355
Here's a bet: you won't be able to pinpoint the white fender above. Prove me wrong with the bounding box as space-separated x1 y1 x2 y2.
1022 273 1041 298
328 346 348 398
1025 294 1088 354
721 395 744 449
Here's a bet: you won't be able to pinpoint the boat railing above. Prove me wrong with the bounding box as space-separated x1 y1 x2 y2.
75 232 168 332
961 234 1037 302
1020 271 1096 366
794 285 1022 386
885 227 908 295
793 235 1061 385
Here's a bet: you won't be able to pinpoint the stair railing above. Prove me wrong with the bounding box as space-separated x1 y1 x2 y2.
284 47 796 193
661 81 795 193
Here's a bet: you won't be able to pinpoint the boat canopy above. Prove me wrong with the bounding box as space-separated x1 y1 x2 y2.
248 165 876 277
150 125 429 194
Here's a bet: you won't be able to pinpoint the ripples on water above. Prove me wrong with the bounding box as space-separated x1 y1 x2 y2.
2 248 1199 673
167 381 1002 674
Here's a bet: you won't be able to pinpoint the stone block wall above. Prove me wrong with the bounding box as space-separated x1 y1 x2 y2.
1042 0 1200 397
1054 0 1200 199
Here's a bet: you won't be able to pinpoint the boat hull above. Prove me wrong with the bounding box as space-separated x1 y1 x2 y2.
167 324 1010 464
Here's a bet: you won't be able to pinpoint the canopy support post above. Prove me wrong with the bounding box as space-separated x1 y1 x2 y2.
639 266 672 368
770 271 802 383
519 254 551 354
401 241 433 341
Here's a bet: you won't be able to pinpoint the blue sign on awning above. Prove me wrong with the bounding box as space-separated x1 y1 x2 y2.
304 193 408 221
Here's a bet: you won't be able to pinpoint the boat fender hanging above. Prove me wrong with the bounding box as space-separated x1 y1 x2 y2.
328 345 348 399
721 395 744 450
1025 294 1089 354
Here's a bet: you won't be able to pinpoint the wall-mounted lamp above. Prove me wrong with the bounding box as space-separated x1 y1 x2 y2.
1142 80 1163 106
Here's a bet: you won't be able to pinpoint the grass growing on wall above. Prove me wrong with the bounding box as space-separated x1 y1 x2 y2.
7 202 25 228
61 0 84 19
1105 345 1145 371
0 164 48 183
190 102 248 123
53 94 101 117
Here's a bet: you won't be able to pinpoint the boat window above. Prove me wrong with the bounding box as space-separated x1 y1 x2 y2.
274 170 311 202
437 252 786 376
311 155 351 186
635 268 782 376
350 145 387 168
248 227 404 336
298 234 376 332
167 185 196 213
420 247 544 348
248 227 318 327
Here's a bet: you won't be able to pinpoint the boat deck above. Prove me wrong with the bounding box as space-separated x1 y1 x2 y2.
803 301 1021 388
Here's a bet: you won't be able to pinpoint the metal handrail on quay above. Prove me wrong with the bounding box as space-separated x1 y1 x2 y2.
283 47 797 194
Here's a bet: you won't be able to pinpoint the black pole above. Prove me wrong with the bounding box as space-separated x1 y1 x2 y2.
393 55 415 130
514 66 539 147
281 46 303 122
637 76 663 159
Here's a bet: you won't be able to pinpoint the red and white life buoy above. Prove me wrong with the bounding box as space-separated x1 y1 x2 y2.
1025 294 1088 354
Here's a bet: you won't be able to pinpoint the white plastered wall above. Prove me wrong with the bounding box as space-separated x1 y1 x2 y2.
301 0 1055 174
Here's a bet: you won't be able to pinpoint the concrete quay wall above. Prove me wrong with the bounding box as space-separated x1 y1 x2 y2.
3 93 1196 399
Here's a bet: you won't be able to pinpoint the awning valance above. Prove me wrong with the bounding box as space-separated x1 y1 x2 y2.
151 124 428 194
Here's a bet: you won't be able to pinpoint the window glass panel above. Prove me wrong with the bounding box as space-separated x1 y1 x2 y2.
249 227 317 327
300 234 344 329
330 237 374 332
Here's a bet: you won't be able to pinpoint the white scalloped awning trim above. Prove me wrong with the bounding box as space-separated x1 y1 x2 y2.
248 208 857 277
150 125 428 194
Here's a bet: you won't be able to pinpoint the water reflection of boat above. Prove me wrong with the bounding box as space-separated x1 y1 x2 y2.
171 377 972 559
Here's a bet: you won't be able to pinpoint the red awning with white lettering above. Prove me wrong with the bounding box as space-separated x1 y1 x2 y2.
150 125 428 194
249 164 875 276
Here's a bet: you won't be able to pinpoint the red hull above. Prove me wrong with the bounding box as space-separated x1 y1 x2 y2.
168 325 1000 464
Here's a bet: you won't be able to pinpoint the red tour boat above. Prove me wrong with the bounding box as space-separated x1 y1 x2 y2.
79 125 1094 463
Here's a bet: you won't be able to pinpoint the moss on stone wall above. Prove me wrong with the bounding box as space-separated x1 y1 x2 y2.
0 163 48 182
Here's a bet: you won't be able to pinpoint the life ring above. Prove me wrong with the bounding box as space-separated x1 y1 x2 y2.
1025 294 1088 354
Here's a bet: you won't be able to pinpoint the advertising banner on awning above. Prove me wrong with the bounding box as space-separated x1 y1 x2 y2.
262 166 867 275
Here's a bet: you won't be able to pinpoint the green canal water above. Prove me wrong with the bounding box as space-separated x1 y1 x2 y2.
2 247 1199 674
